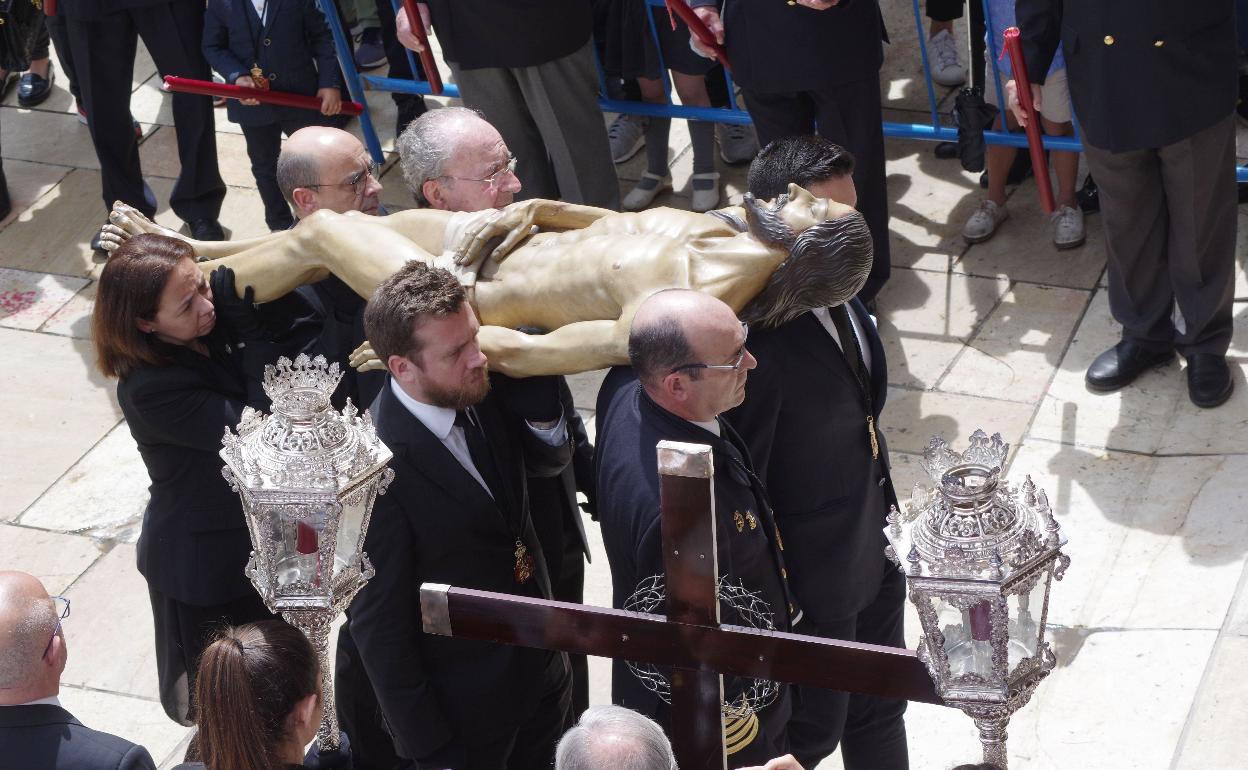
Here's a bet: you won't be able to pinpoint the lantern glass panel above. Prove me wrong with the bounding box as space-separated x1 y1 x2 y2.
1007 567 1050 671
334 496 367 576
275 505 329 589
934 595 995 680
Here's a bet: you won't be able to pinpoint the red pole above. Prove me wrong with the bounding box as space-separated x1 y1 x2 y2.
44 0 57 16
400 0 444 95
163 76 365 116
665 0 731 73
1002 27 1055 214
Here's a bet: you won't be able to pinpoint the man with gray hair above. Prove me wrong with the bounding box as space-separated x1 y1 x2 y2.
0 571 156 769
555 705 674 770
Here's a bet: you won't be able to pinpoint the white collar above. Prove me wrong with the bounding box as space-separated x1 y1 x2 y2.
692 419 721 437
390 380 457 440
1 695 61 708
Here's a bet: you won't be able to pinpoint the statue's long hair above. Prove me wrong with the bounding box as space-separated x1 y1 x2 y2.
737 194 874 329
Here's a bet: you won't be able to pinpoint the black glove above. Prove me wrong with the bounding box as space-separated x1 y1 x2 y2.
499 374 562 424
303 731 352 769
209 266 265 343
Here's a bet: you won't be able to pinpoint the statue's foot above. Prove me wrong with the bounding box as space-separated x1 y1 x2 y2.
107 201 180 240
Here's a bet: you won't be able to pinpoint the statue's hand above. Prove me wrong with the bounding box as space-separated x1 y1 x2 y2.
350 341 386 373
452 200 538 270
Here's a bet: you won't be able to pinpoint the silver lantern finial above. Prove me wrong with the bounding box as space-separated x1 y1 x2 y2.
221 354 394 750
885 429 1071 769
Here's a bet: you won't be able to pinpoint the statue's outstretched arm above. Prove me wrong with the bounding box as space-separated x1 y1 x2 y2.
477 319 628 377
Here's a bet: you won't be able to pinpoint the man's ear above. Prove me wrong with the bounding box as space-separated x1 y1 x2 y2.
660 372 689 404
422 179 448 211
291 187 317 217
386 353 413 382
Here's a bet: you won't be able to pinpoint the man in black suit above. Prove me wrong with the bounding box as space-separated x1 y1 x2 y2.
595 289 799 768
726 135 907 769
1015 0 1238 408
688 0 892 304
61 0 226 249
0 571 157 770
349 261 574 770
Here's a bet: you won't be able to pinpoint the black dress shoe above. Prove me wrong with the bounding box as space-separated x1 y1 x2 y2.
18 67 54 108
1085 340 1174 392
187 218 225 241
1185 354 1233 408
1078 174 1100 214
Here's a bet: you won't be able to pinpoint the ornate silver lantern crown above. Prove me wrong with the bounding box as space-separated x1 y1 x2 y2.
884 429 1071 770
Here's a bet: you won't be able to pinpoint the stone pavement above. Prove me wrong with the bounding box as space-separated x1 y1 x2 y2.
2 4 1246 768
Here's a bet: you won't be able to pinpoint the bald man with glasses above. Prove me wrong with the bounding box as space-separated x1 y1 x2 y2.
594 289 800 767
0 571 156 770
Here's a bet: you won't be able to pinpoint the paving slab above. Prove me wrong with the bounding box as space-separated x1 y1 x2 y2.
0 168 111 277
0 523 104 595
0 107 110 171
874 268 1010 388
0 267 88 332
139 126 258 189
59 685 192 769
1173 635 1248 769
566 368 608 413
939 282 1090 404
885 138 978 273
955 179 1108 290
145 177 271 245
61 543 162 700
1030 292 1248 454
0 158 72 230
878 387 1035 456
1227 564 1248 638
1011 440 1248 631
0 327 122 521
20 422 149 543
39 280 96 339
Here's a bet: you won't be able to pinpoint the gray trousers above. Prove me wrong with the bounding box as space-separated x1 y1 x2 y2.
1083 113 1237 357
450 42 620 210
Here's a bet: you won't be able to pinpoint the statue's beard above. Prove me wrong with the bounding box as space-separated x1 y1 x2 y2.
739 193 874 329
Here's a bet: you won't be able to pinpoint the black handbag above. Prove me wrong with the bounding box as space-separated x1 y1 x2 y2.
0 0 45 73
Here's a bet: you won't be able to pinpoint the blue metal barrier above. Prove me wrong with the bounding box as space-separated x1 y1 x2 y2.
322 0 1244 181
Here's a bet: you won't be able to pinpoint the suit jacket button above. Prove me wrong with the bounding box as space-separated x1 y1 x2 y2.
1103 35 1115 45
264 38 272 46
1153 39 1164 47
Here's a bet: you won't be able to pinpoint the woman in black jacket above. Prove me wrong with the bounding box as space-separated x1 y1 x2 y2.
92 233 283 727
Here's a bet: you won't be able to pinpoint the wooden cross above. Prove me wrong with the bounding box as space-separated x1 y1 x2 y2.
419 441 943 770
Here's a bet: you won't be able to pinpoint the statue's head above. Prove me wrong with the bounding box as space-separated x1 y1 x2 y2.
738 183 874 329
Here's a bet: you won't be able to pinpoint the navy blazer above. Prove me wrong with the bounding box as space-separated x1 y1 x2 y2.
1017 0 1236 152
0 704 156 770
349 377 571 762
725 299 897 624
203 0 339 126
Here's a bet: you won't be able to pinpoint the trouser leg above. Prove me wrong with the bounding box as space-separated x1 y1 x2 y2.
241 122 292 231
839 568 909 770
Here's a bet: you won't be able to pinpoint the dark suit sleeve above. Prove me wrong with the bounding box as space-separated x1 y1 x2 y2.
128 374 246 453
1016 0 1063 85
303 0 341 89
348 492 456 761
118 743 158 770
563 383 597 510
202 2 249 83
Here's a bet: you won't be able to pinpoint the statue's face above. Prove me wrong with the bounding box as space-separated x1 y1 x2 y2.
773 183 832 234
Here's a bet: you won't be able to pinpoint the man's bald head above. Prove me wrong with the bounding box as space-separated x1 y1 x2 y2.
0 572 63 699
279 127 381 218
629 290 755 422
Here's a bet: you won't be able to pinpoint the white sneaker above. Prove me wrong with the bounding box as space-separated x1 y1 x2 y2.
608 114 648 164
690 172 721 212
928 29 966 87
962 199 1008 243
1051 205 1086 249
623 171 672 211
717 123 759 165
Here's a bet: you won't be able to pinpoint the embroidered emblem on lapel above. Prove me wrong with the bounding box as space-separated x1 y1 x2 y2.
733 510 745 533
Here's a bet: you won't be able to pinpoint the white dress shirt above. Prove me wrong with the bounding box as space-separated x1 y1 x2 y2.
810 305 873 374
390 380 567 498
1 695 61 707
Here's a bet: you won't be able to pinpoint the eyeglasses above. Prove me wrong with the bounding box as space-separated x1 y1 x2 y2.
441 155 518 191
307 161 380 197
42 596 70 660
670 323 750 374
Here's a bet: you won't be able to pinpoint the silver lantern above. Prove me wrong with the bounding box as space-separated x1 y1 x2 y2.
221 354 394 750
884 430 1070 769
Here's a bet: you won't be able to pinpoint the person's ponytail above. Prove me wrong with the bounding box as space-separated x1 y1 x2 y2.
193 621 319 770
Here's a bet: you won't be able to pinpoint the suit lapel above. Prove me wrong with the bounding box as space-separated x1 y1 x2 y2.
849 297 889 414
795 311 862 392
372 384 499 513
261 0 284 38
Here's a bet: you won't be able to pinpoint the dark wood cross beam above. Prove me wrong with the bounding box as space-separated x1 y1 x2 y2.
419 441 942 770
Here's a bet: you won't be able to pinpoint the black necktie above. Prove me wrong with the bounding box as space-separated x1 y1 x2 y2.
455 409 506 506
830 304 869 394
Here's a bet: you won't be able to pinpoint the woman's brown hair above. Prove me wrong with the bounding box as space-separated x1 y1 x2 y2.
92 233 198 379
194 620 319 770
